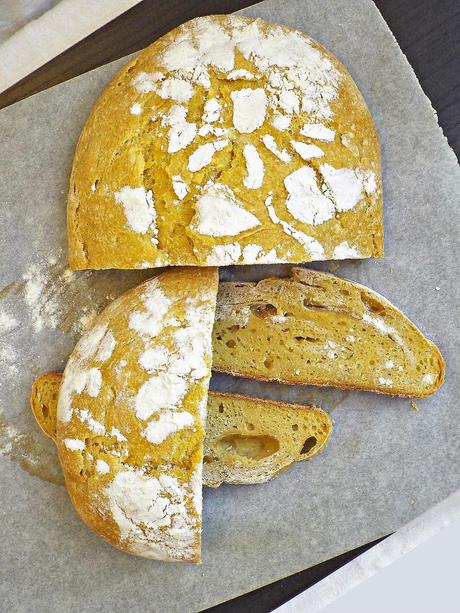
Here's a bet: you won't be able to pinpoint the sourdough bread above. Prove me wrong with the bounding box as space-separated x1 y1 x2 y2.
204 392 332 487
68 15 382 270
31 374 332 488
56 267 218 562
212 268 445 397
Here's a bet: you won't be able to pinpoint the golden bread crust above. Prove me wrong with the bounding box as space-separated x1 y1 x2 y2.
68 15 382 270
55 267 218 562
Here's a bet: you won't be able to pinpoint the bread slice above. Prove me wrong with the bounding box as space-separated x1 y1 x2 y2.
55 267 218 562
68 15 382 270
31 371 61 440
31 374 332 487
204 392 332 487
212 268 445 398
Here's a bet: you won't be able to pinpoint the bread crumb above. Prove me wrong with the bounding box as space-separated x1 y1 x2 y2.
410 401 419 411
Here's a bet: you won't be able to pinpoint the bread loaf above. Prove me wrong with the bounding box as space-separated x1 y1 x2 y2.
212 268 445 397
68 15 382 270
31 374 332 488
55 267 218 562
204 392 332 487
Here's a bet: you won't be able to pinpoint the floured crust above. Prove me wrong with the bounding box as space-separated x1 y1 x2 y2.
212 268 445 398
56 267 218 562
204 391 332 487
68 14 382 270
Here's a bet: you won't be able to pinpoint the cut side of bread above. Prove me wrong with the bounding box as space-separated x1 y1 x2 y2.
204 392 332 487
212 268 445 398
31 374 332 488
68 15 382 270
55 267 218 563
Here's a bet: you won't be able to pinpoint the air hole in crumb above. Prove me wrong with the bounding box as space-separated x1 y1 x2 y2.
226 339 236 348
216 433 280 460
302 299 328 310
361 293 386 315
218 403 225 414
340 289 350 297
264 356 274 369
292 424 299 431
294 335 319 343
42 404 49 418
250 303 277 318
203 455 213 464
229 325 240 332
247 423 255 431
300 436 317 454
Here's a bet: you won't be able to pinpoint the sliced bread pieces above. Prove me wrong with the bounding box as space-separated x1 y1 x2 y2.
212 268 445 397
68 15 382 270
55 267 218 562
204 392 331 487
31 374 332 488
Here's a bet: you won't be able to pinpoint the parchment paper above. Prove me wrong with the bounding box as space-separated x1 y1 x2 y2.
0 1 459 611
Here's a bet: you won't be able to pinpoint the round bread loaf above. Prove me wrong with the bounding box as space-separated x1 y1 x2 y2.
56 267 218 562
68 15 382 270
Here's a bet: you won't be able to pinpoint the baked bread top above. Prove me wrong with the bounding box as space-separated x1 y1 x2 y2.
68 15 382 270
212 268 445 397
56 267 218 562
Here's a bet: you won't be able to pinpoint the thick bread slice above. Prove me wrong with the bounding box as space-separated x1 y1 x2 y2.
56 268 218 563
31 375 331 487
204 392 332 487
212 268 445 398
68 15 382 270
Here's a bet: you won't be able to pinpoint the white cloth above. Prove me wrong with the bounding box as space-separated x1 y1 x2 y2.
0 0 143 92
275 489 460 612
0 0 60 44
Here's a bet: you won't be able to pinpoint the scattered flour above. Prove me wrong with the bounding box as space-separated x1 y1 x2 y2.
0 312 18 333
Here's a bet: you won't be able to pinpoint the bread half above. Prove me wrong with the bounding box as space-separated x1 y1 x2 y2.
31 374 332 488
212 268 445 397
68 15 382 270
54 267 218 562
